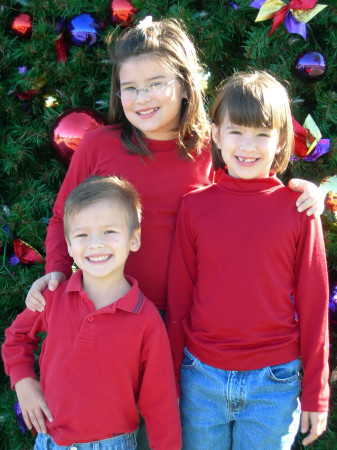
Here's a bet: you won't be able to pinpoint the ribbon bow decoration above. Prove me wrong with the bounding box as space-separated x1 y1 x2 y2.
250 0 327 39
291 115 330 161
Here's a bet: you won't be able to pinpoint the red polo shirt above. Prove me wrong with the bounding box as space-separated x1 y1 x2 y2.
2 270 181 448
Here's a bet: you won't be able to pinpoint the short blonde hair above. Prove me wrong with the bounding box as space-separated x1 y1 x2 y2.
107 18 209 159
64 176 142 240
212 71 294 173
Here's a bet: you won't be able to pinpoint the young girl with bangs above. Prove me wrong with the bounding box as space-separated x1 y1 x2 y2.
166 71 329 450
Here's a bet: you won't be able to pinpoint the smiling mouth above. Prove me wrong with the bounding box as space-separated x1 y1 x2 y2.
137 108 158 116
87 255 111 262
236 156 259 163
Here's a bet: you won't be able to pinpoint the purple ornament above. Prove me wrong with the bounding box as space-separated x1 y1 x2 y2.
8 254 20 266
18 66 28 74
64 13 102 46
228 1 239 9
14 402 27 434
329 285 337 324
55 18 65 35
292 51 327 84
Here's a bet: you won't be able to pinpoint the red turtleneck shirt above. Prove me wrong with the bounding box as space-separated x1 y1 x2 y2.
166 171 329 412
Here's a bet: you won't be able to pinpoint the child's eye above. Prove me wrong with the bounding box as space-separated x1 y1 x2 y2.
75 233 87 238
149 81 163 88
123 86 136 93
229 130 241 135
104 230 116 234
258 133 270 138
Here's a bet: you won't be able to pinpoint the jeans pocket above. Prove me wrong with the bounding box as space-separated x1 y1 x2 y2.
181 347 197 368
267 359 301 383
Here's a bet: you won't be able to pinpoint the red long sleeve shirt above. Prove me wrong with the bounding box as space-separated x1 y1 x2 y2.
2 271 182 448
166 171 330 412
45 125 213 310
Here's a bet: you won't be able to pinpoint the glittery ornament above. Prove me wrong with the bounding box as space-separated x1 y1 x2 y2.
44 95 58 108
11 12 33 38
14 238 44 264
64 13 102 46
292 50 327 83
2 205 10 217
50 108 107 165
109 0 137 24
8 254 20 266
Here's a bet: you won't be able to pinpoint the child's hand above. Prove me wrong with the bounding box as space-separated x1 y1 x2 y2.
15 377 53 434
288 179 325 216
25 272 66 312
300 411 328 446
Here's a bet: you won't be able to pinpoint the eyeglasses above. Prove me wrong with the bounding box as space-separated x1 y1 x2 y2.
115 79 176 100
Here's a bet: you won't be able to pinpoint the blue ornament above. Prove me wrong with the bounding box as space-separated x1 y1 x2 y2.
64 13 102 47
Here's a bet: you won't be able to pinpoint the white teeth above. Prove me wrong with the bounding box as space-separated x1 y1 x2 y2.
138 108 157 115
88 255 110 262
237 157 257 162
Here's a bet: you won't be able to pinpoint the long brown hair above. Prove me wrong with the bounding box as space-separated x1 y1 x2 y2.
106 18 209 159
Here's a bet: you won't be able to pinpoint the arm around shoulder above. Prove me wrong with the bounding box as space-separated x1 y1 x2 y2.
25 271 66 312
288 178 325 216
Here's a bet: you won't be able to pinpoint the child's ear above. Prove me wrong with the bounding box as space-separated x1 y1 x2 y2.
130 229 141 253
66 239 73 258
211 123 221 149
276 139 284 154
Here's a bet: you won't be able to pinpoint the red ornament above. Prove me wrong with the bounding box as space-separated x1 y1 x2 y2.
109 0 137 25
14 89 39 100
50 108 107 165
11 12 33 38
55 33 68 64
292 116 308 158
14 239 44 264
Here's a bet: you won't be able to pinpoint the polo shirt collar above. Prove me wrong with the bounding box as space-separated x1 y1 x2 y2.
65 270 145 314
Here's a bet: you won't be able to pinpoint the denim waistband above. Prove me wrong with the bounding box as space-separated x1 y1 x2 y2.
34 431 137 450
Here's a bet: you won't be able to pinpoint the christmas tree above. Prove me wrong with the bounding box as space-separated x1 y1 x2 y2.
1 0 336 448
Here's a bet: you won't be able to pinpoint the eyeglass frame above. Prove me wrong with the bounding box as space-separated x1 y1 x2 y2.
115 79 177 99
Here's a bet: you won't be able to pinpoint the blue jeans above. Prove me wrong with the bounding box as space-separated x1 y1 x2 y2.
180 347 301 450
34 432 137 450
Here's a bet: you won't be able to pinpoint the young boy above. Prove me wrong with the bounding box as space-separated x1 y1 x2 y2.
2 176 181 450
166 71 329 449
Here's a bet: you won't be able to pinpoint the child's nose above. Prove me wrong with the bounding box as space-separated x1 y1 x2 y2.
136 88 151 103
240 137 257 152
88 234 104 248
